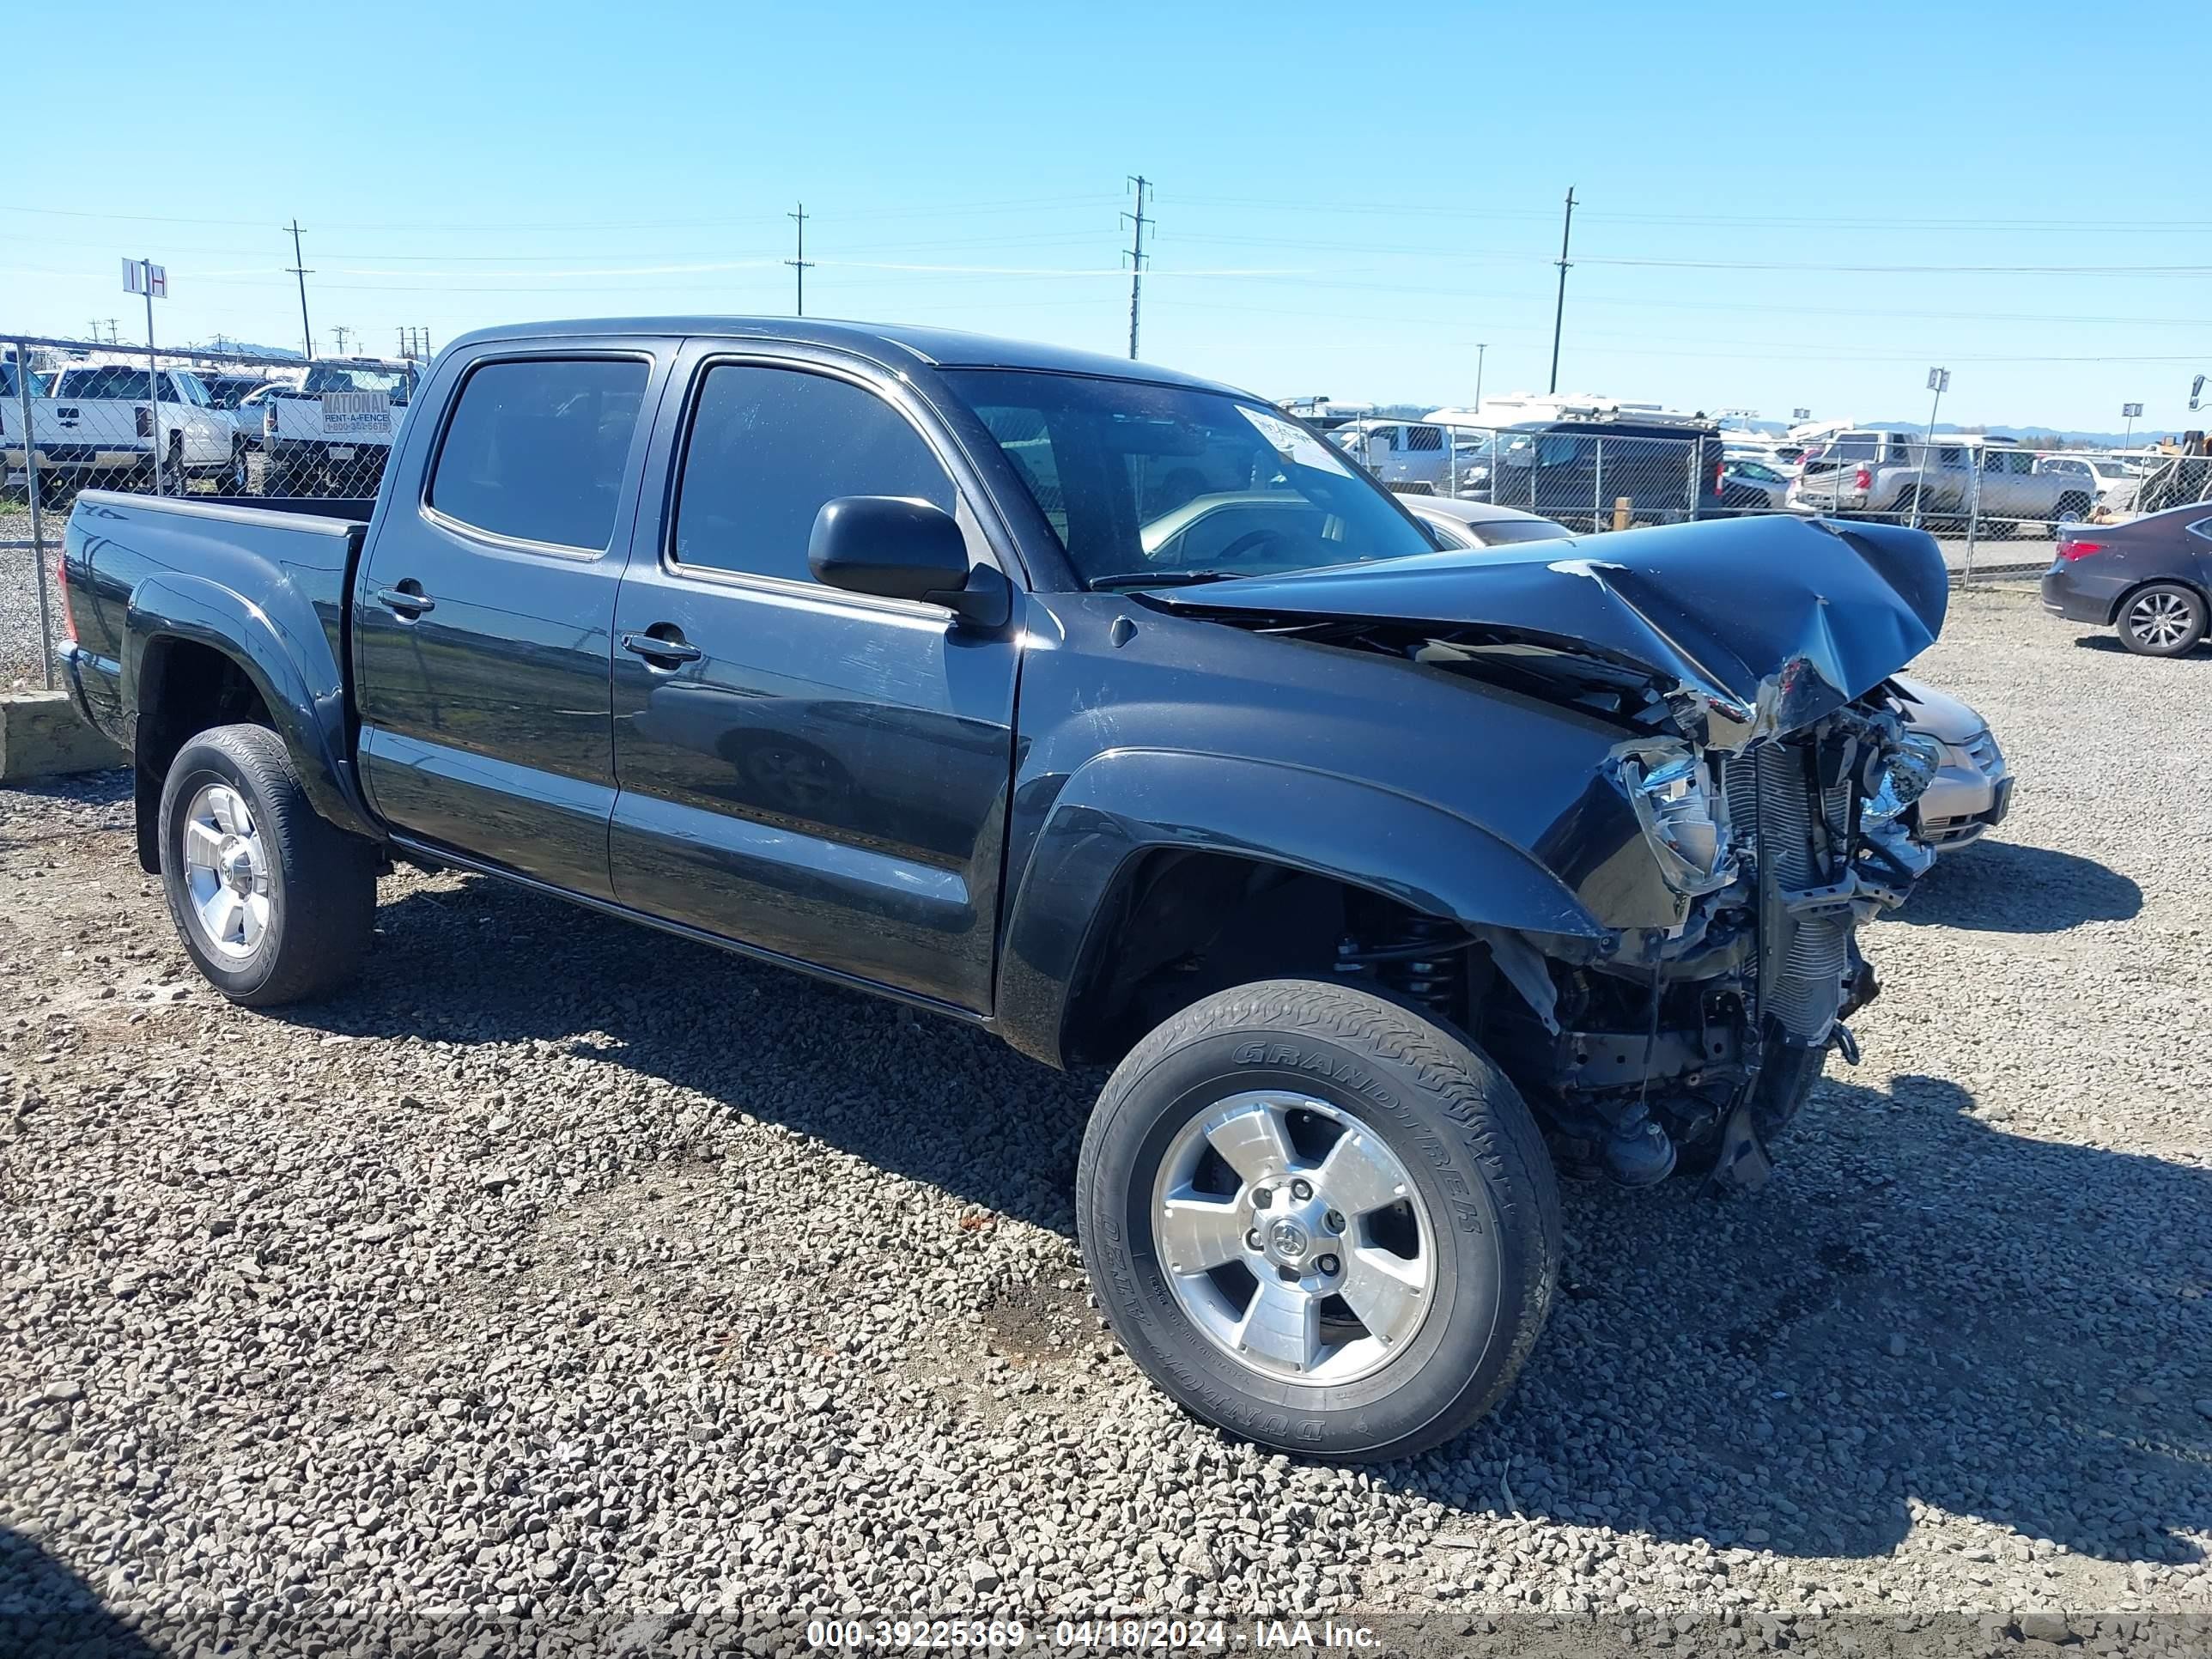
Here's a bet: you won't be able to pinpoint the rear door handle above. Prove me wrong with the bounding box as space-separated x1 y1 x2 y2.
369 583 434 617
622 629 702 665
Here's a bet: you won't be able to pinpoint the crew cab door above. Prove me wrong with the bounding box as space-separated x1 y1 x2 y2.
606 344 1019 1012
353 340 670 897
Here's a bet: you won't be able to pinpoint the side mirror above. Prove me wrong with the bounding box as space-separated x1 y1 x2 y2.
807 495 983 612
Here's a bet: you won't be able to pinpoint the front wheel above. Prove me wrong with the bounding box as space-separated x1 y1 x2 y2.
157 723 378 1004
2118 582 2208 658
1078 980 1560 1462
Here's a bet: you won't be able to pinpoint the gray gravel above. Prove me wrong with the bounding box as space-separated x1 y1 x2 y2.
1 586 2208 1656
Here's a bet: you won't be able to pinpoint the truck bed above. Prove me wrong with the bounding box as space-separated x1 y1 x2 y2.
57 490 371 750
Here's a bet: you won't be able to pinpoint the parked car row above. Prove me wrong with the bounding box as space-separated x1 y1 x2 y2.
3 356 419 505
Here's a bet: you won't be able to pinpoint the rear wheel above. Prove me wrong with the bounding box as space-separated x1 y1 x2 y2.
2118 583 2208 658
1078 980 1560 1462
158 724 378 1004
156 435 186 496
2054 492 2091 534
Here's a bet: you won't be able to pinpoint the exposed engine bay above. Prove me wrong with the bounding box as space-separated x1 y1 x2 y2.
1316 684 1936 1191
1139 516 1952 1191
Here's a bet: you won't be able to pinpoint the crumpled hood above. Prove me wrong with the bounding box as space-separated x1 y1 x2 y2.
1145 514 1947 752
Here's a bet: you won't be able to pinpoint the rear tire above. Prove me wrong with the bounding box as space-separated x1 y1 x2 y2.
2118 582 2208 658
1077 980 1560 1462
157 723 377 1005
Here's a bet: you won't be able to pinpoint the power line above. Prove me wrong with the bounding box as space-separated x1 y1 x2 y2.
787 203 814 317
1122 175 1152 360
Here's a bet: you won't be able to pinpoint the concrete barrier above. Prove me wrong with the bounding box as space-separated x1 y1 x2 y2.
0 691 125 782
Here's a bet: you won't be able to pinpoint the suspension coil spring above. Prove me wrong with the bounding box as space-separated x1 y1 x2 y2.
1334 915 1468 1022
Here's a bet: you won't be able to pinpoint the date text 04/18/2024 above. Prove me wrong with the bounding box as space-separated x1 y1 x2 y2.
802 1620 1382 1651
1050 1622 1380 1651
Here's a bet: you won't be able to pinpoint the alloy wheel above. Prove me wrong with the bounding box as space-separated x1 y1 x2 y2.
179 783 273 958
2129 591 2197 651
1150 1091 1435 1385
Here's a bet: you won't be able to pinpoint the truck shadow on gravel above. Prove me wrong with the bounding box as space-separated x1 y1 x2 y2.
0 1524 164 1656
1884 839 2142 932
1457 1071 2211 1571
310 878 2208 1571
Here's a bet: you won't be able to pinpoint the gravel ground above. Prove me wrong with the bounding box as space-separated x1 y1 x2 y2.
0 587 2208 1657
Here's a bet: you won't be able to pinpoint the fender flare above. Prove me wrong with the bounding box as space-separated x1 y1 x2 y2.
992 748 1604 1067
123 571 380 842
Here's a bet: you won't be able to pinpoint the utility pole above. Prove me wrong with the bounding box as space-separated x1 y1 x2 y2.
786 203 814 317
285 220 314 362
333 325 350 356
1547 187 1576 395
1122 175 1152 361
1474 342 1488 415
397 327 410 362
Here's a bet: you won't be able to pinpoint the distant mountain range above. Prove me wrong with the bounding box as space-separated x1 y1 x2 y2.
1858 420 2194 449
195 339 305 360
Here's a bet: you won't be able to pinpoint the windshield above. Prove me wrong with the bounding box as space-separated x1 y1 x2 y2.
943 370 1435 586
302 365 410 402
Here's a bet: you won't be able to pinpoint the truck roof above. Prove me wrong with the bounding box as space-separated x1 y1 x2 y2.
442 316 1243 398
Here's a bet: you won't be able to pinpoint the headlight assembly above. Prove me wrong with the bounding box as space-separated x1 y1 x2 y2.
1616 749 1735 896
1863 732 1942 825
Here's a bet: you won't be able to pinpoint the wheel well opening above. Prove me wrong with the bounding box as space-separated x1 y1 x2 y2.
2107 575 2209 628
132 639 274 872
1058 852 1480 1067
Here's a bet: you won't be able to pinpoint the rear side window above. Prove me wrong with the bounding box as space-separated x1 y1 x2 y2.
672 364 955 585
428 358 647 550
1406 425 1443 452
57 366 155 400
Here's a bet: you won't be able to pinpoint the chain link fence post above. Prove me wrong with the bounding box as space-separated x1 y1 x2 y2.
1962 446 1982 589
12 339 55 687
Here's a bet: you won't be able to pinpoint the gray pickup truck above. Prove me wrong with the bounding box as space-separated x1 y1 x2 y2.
54 316 1948 1460
1790 428 2093 531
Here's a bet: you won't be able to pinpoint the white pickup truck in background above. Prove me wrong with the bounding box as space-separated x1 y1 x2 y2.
3 362 246 504
262 359 420 495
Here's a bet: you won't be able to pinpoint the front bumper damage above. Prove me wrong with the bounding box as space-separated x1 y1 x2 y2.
1147 514 1950 1191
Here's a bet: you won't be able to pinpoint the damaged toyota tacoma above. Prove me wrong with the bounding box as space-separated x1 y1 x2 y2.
53 319 1947 1460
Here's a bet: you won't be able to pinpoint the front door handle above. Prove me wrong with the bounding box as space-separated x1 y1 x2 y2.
369 582 434 617
621 629 702 666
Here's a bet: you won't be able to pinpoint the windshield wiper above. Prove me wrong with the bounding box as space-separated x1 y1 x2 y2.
1087 568 1251 591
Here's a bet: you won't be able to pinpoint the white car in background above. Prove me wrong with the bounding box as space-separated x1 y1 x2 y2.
2033 453 2146 509
262 359 419 495
1330 418 1491 495
5 363 246 501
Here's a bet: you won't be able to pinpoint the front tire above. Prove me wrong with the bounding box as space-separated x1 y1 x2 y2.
1078 980 1560 1462
2118 582 2208 658
157 724 377 1005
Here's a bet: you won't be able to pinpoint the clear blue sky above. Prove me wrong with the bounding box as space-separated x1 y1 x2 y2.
15 0 2209 434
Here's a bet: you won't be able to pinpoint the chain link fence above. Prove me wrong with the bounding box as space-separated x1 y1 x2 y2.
8 327 2209 692
1321 413 2212 570
3 331 422 686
